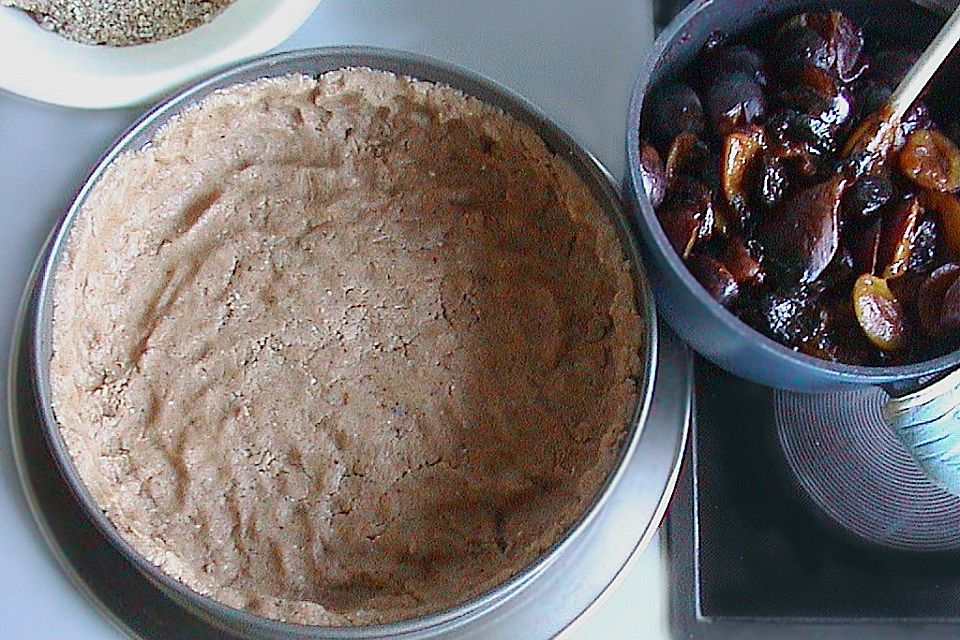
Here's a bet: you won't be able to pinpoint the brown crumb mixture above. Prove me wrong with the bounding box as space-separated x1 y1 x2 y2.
50 70 643 626
2 0 234 46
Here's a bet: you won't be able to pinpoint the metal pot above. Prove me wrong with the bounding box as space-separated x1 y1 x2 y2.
30 47 670 639
627 0 960 494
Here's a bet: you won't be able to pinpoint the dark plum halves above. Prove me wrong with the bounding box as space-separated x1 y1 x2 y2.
640 9 960 365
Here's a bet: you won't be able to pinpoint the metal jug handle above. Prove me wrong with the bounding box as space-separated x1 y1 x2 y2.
883 368 960 496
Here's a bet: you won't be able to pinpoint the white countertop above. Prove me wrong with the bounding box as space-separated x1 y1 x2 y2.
0 1 671 637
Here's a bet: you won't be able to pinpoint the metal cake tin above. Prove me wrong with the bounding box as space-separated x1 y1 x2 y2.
19 47 688 638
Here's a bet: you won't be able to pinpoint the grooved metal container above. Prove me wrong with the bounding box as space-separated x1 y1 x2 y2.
23 47 688 639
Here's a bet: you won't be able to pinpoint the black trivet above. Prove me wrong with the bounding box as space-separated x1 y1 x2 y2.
668 362 960 640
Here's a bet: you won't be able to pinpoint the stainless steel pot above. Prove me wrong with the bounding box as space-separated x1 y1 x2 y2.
627 0 960 494
30 47 671 639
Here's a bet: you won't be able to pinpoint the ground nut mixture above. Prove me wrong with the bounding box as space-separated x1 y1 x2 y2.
3 0 234 45
50 69 643 625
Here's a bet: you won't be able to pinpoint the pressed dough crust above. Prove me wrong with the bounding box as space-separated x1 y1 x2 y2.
50 69 643 626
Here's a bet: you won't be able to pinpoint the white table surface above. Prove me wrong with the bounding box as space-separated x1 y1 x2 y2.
0 1 672 638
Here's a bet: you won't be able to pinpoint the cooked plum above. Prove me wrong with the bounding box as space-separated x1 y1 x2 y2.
640 9 960 365
842 174 893 221
747 286 824 347
720 126 765 230
918 263 960 336
811 10 864 81
877 196 920 279
776 11 863 81
853 274 906 351
658 179 715 258
720 235 765 284
705 72 767 137
799 297 872 364
907 216 941 274
639 142 666 208
918 190 960 258
820 245 856 289
771 137 822 178
899 129 960 192
800 331 870 364
757 153 789 210
940 275 960 333
757 175 846 285
779 64 852 129
775 23 831 76
845 219 882 275
768 108 837 156
646 82 705 150
896 102 935 149
688 255 739 306
842 110 899 175
888 270 925 312
665 133 713 185
702 45 768 86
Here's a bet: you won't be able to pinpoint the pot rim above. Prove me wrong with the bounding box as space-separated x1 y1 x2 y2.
626 0 960 387
31 46 660 638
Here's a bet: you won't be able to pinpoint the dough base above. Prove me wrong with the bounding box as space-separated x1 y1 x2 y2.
50 69 643 625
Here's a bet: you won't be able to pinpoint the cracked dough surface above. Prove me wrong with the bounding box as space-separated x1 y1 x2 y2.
50 69 643 626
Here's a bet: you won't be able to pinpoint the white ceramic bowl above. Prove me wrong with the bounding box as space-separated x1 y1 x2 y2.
0 0 322 109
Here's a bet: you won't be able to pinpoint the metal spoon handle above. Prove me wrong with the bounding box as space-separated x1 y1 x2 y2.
889 2 960 121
